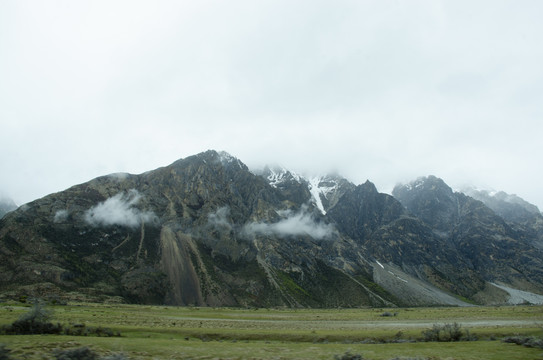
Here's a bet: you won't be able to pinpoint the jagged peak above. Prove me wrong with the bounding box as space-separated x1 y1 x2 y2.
257 167 355 215
217 150 238 165
359 180 378 193
178 150 248 171
461 186 541 216
261 165 304 188
393 175 453 195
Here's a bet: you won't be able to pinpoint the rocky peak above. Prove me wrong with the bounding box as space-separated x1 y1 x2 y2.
261 166 303 188
392 176 459 234
327 180 405 242
306 174 355 215
461 187 542 223
359 179 378 194
258 165 310 206
258 166 355 215
178 150 249 172
460 187 543 250
2 151 543 307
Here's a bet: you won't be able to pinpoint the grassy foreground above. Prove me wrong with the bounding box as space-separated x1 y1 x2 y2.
1 303 542 359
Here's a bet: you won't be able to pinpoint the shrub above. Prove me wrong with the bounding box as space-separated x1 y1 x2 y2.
380 311 397 317
421 322 465 342
18 300 52 323
0 344 13 360
0 301 120 337
53 347 99 360
52 348 129 360
63 324 120 337
101 354 129 360
503 336 543 349
334 351 363 360
1 301 62 335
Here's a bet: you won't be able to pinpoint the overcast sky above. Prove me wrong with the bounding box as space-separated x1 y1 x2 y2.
1 0 542 210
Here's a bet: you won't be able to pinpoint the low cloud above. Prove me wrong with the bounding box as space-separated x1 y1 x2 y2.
84 189 158 228
53 209 69 223
242 206 335 240
207 206 232 230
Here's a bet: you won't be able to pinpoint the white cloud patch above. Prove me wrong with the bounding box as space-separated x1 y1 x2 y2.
242 206 335 240
207 206 232 230
53 209 69 223
84 189 157 228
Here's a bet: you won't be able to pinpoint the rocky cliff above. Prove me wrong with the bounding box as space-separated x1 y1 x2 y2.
1 152 542 307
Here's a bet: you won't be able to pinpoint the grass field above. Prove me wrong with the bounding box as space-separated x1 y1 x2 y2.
1 303 542 359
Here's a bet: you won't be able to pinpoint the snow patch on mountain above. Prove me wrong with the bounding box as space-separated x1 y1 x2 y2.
307 176 341 215
259 165 350 215
265 166 303 188
218 151 245 169
308 177 326 214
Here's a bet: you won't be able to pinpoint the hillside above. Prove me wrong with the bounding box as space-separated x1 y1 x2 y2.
1 151 542 307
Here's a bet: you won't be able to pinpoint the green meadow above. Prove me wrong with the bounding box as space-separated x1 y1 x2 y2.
1 303 542 359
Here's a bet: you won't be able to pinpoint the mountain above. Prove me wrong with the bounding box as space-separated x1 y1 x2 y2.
393 176 543 302
259 166 355 214
0 196 17 219
0 151 394 307
461 187 543 250
462 187 541 220
1 152 542 307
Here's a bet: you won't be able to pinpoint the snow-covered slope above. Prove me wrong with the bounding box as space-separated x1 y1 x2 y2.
264 166 303 188
259 166 354 214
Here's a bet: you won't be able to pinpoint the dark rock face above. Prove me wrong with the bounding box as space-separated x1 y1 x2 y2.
0 151 390 307
392 176 459 237
1 154 542 307
463 188 541 222
462 188 543 250
393 176 543 296
328 181 405 242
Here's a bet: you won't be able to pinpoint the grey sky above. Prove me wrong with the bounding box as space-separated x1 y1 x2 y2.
1 1 542 210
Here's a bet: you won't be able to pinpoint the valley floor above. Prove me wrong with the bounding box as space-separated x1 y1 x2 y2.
1 303 542 359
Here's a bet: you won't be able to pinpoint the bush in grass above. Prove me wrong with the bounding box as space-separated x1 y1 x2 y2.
0 344 13 360
0 301 120 337
19 300 52 323
101 354 129 360
64 324 119 337
503 336 543 349
380 311 397 317
334 351 363 360
1 301 63 335
421 322 468 342
53 348 129 360
53 347 99 360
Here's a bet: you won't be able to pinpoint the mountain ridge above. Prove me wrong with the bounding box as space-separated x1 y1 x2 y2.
1 151 542 307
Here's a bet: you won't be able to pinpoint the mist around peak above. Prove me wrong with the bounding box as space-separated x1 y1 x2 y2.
83 189 159 228
242 205 335 240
